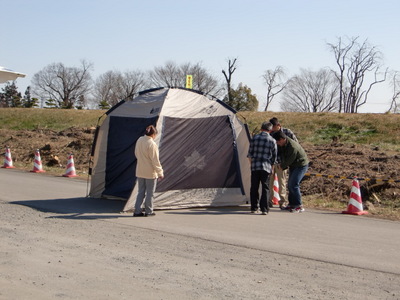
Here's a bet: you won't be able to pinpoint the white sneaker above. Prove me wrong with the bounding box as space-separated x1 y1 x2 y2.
290 207 305 213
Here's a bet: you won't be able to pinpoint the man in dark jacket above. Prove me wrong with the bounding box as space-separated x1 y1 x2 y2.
272 130 309 213
268 117 298 208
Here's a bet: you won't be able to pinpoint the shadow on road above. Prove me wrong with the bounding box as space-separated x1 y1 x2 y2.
11 197 125 215
164 206 254 215
10 198 342 220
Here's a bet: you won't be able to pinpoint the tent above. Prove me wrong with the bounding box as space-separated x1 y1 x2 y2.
0 66 26 83
89 87 251 210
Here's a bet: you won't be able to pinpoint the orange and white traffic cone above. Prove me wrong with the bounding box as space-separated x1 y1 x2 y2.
62 153 78 177
2 146 15 169
272 173 280 205
342 178 368 215
30 149 46 173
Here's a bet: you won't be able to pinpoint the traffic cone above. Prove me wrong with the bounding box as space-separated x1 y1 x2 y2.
342 178 368 215
62 153 78 177
30 149 46 173
272 173 280 205
1 146 15 169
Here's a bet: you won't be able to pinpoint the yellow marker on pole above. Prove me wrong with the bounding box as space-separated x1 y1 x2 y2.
186 75 193 89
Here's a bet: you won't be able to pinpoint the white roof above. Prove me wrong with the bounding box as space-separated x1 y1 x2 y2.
0 66 26 83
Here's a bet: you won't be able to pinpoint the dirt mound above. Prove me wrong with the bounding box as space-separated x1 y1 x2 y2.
304 143 400 204
1 127 399 209
0 127 95 173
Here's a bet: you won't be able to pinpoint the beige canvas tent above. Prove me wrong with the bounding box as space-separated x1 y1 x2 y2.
89 87 251 210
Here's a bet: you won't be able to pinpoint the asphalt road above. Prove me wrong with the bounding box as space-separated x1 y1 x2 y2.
1 168 399 299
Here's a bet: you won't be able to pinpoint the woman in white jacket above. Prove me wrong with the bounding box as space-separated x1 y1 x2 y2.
133 125 164 217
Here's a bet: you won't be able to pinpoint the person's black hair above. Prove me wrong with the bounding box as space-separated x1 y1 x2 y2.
272 130 287 141
269 117 279 126
145 125 158 136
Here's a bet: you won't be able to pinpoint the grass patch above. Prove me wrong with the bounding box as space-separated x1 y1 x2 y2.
0 108 105 131
1 109 399 146
303 195 400 221
303 194 347 210
314 122 378 144
240 111 400 148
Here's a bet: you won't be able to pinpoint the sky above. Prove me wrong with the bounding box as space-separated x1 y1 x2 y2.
1 0 400 112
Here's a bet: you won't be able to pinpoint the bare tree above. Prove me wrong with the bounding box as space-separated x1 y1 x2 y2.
222 58 238 106
262 66 287 111
280 68 339 112
93 71 123 108
327 37 387 113
93 70 147 108
388 71 400 113
149 61 221 96
32 60 93 108
121 70 148 100
326 37 355 112
180 62 222 96
149 61 180 87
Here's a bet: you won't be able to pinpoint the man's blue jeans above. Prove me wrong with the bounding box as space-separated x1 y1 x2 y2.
287 165 308 208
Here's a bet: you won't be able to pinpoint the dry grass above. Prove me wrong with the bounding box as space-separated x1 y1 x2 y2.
239 111 400 150
303 194 400 221
1 109 399 147
0 108 105 131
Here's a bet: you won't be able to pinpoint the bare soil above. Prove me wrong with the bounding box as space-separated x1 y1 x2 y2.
302 142 400 208
1 127 399 215
0 127 95 175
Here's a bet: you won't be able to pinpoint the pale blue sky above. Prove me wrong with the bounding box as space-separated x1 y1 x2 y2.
1 0 399 112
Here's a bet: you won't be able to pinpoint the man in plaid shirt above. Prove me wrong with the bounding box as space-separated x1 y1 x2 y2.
247 122 277 215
